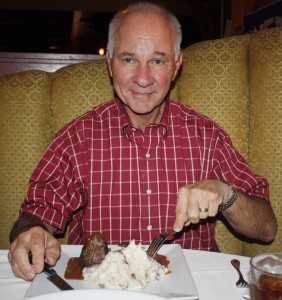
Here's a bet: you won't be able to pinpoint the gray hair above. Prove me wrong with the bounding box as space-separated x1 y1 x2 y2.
107 2 182 60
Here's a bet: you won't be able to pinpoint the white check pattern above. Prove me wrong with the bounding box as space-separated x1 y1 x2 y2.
21 99 269 250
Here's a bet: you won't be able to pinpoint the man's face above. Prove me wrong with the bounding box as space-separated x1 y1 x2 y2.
107 13 182 116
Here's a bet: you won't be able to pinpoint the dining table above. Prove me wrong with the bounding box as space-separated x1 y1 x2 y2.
0 247 250 300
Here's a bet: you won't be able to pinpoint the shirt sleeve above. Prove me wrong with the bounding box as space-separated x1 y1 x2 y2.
211 129 270 201
20 125 87 233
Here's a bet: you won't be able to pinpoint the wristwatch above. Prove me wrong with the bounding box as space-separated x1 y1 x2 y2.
218 184 239 212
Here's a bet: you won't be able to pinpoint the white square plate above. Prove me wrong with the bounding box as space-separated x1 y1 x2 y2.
25 244 199 299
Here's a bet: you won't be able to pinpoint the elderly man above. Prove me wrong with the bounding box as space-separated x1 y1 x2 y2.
9 2 277 281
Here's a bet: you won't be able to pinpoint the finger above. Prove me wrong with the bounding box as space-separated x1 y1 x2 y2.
188 201 211 222
199 206 209 219
174 191 189 232
10 227 47 280
45 234 61 267
9 241 36 280
186 194 202 224
207 202 218 217
8 248 25 279
10 258 30 280
184 219 191 227
30 227 49 274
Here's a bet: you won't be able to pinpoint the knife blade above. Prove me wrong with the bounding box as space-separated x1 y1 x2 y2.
44 262 74 291
29 252 74 290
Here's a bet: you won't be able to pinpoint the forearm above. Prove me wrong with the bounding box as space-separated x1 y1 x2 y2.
9 213 55 243
222 192 278 242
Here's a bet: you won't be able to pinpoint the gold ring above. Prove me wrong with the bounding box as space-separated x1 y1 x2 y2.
199 207 209 213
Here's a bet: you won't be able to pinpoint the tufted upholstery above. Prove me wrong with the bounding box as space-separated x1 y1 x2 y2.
178 34 250 255
245 29 282 257
51 60 114 132
0 28 281 255
0 71 53 247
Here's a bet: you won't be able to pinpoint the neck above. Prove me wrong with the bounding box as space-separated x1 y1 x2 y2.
125 102 165 131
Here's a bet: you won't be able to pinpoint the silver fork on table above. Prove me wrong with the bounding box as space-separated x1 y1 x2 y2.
147 231 177 258
231 259 249 288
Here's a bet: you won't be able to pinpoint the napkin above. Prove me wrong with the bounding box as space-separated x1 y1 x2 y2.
184 250 250 300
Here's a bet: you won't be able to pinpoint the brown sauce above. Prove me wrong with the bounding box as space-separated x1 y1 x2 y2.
154 253 170 268
64 252 170 280
64 257 84 280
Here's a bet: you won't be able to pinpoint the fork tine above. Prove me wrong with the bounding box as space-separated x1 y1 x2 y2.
147 234 169 258
147 242 164 258
236 279 248 288
147 235 165 252
147 236 164 254
147 231 177 258
243 281 248 288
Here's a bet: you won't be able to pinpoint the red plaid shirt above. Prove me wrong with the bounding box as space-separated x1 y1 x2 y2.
20 99 269 250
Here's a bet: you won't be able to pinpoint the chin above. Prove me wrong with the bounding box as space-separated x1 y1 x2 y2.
124 102 155 114
130 107 154 115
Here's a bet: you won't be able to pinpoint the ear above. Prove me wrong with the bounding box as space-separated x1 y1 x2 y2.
106 52 113 77
172 51 183 81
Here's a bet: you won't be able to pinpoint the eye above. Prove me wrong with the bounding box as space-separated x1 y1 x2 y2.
122 58 133 63
155 59 163 65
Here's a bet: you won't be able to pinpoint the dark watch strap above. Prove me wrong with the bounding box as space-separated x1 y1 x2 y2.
218 185 239 212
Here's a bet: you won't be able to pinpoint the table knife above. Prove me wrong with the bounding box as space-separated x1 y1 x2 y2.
29 253 74 291
44 262 74 291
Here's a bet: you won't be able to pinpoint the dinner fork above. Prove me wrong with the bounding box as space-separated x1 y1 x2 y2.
231 259 249 288
147 231 177 258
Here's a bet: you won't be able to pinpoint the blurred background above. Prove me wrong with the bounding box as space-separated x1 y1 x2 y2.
0 0 280 54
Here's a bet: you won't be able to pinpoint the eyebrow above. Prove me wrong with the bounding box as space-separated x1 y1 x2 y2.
118 51 169 59
118 52 134 59
154 51 167 57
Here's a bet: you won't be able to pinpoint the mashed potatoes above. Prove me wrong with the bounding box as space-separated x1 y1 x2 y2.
82 240 169 291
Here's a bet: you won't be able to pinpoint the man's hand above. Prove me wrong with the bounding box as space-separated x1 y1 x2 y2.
173 179 231 232
8 226 61 280
173 179 277 242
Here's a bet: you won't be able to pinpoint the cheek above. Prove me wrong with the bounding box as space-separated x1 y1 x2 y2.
154 72 174 88
112 68 131 86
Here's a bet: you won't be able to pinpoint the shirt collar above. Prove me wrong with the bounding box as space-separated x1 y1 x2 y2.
115 98 170 140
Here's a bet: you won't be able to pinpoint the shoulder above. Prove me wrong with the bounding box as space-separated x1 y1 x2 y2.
51 99 117 147
56 100 117 134
170 100 219 128
169 100 231 142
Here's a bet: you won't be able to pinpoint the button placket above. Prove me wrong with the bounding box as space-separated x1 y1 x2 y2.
138 126 161 239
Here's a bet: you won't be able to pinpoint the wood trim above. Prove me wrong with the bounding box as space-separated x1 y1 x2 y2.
0 52 106 76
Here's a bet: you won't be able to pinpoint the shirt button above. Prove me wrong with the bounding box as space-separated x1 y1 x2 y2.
147 225 152 230
146 152 150 158
147 189 151 194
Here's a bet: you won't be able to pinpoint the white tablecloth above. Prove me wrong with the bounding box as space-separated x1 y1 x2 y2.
0 248 250 300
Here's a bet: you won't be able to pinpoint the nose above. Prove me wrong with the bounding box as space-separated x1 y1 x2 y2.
132 64 154 87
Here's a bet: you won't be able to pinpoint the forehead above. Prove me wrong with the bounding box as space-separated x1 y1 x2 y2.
120 11 170 26
114 12 175 53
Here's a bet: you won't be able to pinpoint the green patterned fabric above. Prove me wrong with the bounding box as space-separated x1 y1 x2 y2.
177 28 282 255
51 60 114 132
245 28 282 257
178 34 250 255
178 34 250 159
0 71 53 249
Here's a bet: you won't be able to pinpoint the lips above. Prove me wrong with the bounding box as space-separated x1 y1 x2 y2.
131 90 154 98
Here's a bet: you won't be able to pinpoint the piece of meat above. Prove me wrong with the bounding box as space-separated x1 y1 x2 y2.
80 233 109 267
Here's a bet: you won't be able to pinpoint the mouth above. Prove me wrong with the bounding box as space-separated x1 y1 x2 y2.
131 91 154 98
